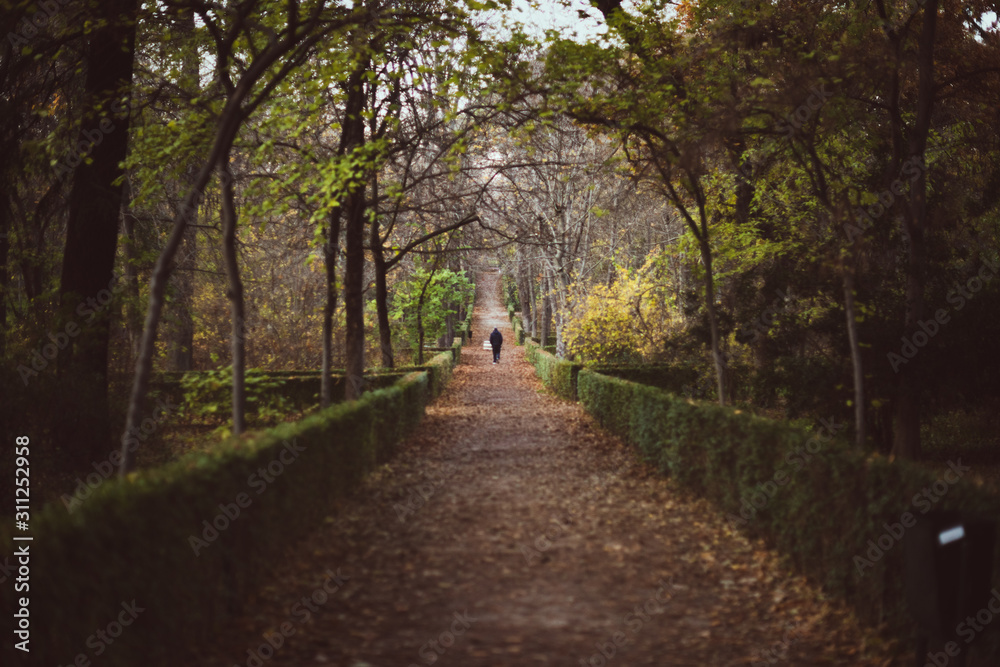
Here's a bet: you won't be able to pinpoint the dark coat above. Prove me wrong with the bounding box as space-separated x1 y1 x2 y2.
489 328 503 348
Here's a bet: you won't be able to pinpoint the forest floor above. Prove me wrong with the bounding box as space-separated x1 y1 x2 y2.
189 271 902 667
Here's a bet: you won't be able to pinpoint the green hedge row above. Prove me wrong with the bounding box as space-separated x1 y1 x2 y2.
150 346 473 412
151 371 409 413
0 352 457 666
575 368 1000 651
524 340 581 400
589 363 700 396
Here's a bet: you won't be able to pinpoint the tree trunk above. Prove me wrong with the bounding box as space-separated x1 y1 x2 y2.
527 269 537 338
554 269 569 358
219 163 246 435
893 0 937 460
321 210 342 408
518 261 532 340
342 61 368 401
165 9 199 372
415 260 440 365
699 237 726 406
843 259 866 448
58 0 138 467
372 215 394 368
120 182 144 365
540 274 552 346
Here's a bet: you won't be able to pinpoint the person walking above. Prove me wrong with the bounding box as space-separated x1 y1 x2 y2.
489 327 503 364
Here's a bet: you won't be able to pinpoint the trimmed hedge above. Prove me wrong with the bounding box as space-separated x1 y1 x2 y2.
576 368 1000 651
524 340 581 401
0 354 457 666
589 363 700 396
152 371 410 413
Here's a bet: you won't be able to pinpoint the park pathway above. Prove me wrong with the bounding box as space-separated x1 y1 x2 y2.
192 271 895 667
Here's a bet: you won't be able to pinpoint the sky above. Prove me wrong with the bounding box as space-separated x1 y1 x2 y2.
509 0 611 41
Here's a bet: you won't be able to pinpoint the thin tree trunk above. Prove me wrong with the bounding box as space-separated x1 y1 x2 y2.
120 181 143 364
415 258 440 365
166 6 198 372
699 237 726 406
528 269 537 338
220 163 246 435
372 215 394 368
540 273 551 347
518 260 532 340
843 258 866 448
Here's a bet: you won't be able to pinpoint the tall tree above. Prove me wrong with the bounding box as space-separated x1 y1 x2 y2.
58 0 139 464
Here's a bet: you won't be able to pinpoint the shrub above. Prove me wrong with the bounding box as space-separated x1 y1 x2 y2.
0 361 455 666
576 368 1000 651
524 340 581 400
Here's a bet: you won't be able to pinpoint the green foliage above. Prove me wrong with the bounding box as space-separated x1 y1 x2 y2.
179 367 292 427
0 356 460 666
391 267 474 352
502 273 520 311
576 368 1000 650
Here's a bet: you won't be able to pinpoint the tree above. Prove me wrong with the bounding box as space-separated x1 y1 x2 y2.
120 0 376 472
57 0 139 465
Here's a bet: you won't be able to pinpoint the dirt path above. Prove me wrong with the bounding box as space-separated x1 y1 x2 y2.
192 271 894 667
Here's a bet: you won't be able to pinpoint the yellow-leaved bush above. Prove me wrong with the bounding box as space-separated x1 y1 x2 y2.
564 255 682 363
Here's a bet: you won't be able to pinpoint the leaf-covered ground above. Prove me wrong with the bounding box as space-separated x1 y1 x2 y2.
190 271 900 667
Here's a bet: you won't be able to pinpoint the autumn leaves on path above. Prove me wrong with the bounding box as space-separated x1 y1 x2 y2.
194 270 892 667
